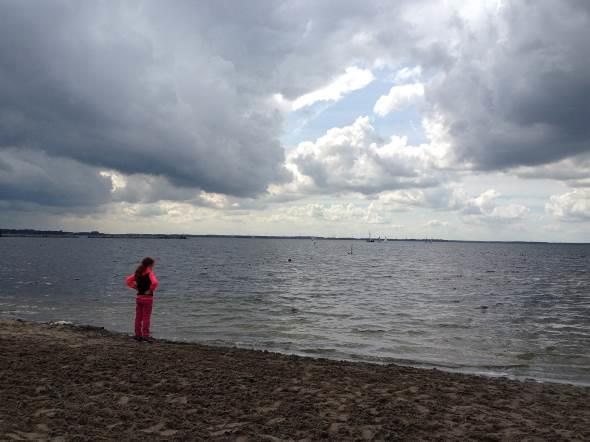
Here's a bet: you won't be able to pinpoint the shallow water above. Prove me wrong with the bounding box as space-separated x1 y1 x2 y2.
1 237 589 385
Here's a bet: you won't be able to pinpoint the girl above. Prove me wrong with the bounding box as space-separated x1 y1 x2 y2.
126 257 159 342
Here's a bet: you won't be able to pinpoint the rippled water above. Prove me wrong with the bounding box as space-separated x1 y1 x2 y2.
1 237 589 385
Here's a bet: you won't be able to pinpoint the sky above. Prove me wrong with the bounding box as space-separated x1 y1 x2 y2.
0 0 589 242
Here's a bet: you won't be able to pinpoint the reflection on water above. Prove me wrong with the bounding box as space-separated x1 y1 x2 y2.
1 237 589 385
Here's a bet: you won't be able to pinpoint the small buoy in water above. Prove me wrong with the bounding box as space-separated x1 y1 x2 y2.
288 258 292 262
480 305 488 310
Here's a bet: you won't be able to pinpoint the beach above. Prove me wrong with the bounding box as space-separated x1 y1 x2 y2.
0 320 589 441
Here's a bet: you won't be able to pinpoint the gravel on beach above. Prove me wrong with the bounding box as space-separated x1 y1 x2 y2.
0 319 589 441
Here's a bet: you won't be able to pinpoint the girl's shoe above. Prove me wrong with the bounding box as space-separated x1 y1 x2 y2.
133 336 143 342
143 336 156 343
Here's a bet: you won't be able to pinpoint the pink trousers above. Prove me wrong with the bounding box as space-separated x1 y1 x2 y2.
135 296 153 337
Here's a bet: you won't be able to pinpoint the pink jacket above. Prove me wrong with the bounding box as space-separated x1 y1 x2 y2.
126 268 159 294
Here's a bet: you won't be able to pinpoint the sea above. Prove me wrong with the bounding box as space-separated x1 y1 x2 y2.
1 237 589 386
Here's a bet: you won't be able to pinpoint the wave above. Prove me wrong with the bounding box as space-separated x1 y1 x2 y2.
436 323 472 329
351 328 387 334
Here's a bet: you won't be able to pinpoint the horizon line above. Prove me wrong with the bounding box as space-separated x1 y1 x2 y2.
1 228 589 245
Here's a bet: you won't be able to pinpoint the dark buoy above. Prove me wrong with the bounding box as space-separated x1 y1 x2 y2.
288 258 292 262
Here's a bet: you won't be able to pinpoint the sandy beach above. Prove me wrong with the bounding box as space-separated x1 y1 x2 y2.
0 320 589 441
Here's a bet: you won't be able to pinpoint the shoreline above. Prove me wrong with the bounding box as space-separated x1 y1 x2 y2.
5 317 588 388
1 319 589 440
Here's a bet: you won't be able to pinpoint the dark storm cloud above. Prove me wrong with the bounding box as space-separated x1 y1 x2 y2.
514 153 590 187
111 175 197 205
427 0 590 171
0 149 112 207
0 1 287 197
0 0 418 205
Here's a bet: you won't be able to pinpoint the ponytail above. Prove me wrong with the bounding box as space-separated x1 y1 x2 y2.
135 256 155 282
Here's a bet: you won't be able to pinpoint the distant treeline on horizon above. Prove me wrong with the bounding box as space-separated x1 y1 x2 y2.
1 228 444 241
0 228 579 245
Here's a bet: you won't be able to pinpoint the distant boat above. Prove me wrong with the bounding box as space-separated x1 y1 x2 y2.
367 232 384 243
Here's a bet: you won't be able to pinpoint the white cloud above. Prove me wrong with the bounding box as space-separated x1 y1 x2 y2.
546 189 590 221
463 190 500 215
488 204 529 220
367 201 389 224
274 66 375 112
424 219 448 228
267 202 367 224
285 116 447 195
394 66 422 83
462 190 529 222
377 186 465 211
266 200 403 230
373 83 424 117
377 186 529 223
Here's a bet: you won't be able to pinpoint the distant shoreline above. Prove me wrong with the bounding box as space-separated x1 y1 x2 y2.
2 228 589 245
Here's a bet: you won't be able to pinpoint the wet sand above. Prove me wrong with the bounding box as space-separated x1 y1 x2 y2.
0 319 589 441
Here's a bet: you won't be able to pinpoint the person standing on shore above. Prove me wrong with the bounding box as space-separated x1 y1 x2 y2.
126 257 159 342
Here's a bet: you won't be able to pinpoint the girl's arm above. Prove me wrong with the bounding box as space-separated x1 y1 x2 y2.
126 274 137 290
149 272 159 293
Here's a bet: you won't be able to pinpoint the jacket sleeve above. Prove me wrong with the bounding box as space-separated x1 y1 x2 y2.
126 274 137 290
149 272 159 292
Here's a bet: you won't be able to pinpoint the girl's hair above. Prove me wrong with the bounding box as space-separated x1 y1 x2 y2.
135 257 155 281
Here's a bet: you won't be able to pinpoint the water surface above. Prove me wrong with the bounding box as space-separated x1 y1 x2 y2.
1 237 589 385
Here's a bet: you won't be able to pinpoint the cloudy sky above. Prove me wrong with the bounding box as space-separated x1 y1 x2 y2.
1 0 589 241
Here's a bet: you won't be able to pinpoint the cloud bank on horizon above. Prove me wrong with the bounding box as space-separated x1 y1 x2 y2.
0 0 589 241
